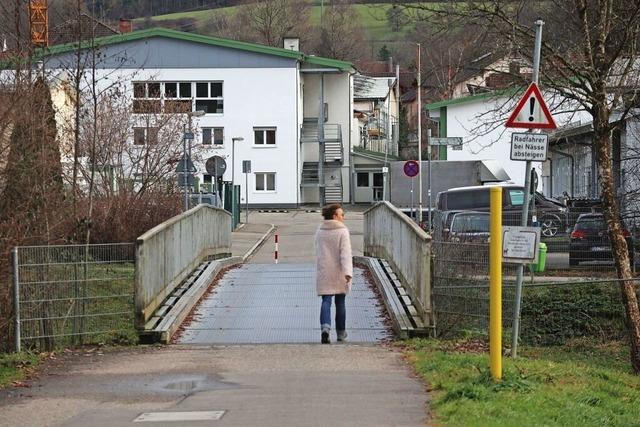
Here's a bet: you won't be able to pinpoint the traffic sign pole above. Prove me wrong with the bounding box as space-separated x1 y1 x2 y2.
416 43 423 226
183 127 189 212
511 19 545 359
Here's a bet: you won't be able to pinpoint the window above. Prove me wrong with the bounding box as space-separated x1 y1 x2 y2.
446 189 490 210
255 172 276 191
195 82 223 114
254 128 276 146
357 172 369 187
202 128 224 145
509 189 525 206
163 81 192 113
132 81 222 114
373 172 383 187
133 127 158 145
132 82 161 113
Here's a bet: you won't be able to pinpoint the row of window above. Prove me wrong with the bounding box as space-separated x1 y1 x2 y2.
356 172 384 188
132 126 277 146
203 172 276 192
133 81 224 114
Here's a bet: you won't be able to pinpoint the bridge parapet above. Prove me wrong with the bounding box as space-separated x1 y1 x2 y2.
135 205 232 328
363 202 432 323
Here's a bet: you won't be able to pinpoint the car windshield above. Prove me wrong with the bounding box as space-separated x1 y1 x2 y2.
451 214 489 233
575 217 605 231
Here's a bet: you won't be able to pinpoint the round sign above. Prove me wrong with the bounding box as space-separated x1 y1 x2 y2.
403 160 420 177
205 156 227 177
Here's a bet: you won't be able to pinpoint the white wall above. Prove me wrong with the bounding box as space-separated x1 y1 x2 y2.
84 66 299 205
442 95 590 188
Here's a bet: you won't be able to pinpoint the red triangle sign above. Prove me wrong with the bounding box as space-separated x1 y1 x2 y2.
505 83 557 129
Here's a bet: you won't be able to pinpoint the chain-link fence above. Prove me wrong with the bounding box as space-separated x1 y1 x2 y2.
431 210 640 345
12 243 135 351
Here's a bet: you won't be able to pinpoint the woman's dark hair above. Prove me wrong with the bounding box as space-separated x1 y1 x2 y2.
322 203 343 220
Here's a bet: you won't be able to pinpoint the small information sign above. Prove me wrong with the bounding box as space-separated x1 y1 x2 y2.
430 137 463 146
510 133 548 162
502 226 541 263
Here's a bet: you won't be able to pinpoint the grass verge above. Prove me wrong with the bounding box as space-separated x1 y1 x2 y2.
404 338 640 426
0 352 40 388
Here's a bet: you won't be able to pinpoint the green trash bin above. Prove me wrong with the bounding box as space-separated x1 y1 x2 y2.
530 242 547 273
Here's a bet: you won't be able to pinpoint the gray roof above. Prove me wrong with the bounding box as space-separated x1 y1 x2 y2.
354 75 395 100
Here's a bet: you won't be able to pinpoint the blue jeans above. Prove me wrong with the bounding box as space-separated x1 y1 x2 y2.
320 294 346 331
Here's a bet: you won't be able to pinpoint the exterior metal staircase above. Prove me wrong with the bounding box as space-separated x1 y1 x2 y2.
300 119 344 203
301 162 319 186
325 184 343 204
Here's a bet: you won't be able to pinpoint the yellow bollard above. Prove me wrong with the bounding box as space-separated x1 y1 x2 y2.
490 186 502 381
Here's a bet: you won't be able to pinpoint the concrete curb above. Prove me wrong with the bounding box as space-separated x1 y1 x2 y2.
241 224 276 262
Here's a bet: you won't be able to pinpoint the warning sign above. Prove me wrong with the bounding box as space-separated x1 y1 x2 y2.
505 83 557 130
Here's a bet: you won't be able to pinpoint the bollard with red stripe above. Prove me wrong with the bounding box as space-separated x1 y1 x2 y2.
275 233 279 264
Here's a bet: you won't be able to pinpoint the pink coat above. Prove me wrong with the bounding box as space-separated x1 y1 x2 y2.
315 220 353 296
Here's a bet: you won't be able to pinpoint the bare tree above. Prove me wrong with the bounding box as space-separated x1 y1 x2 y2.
236 0 310 47
75 81 193 198
408 0 640 372
312 0 367 62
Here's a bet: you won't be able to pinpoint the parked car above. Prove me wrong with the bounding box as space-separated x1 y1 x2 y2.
569 213 635 267
434 210 461 240
436 185 567 237
446 211 490 244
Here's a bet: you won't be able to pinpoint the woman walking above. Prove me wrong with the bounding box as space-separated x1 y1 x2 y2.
315 203 353 344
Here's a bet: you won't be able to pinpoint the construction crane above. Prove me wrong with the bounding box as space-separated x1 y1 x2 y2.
29 0 49 48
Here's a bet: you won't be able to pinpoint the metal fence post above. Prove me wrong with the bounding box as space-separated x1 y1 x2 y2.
12 247 21 353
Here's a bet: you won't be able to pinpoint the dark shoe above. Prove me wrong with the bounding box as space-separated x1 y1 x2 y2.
321 328 330 344
337 331 348 342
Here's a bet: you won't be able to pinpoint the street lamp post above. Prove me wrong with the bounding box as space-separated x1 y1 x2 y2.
181 110 205 212
231 137 244 187
182 125 190 211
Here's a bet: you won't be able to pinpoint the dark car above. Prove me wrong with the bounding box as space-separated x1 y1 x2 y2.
569 213 635 267
447 211 490 244
436 185 568 237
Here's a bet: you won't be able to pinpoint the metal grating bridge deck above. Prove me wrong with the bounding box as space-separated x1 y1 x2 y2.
177 263 391 344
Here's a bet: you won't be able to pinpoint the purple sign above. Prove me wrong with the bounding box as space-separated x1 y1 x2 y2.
403 160 420 178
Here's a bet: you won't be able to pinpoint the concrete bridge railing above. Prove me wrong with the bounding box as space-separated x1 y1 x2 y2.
135 205 232 328
363 201 432 323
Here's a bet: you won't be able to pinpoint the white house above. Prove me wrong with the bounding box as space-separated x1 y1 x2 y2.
350 74 400 203
426 90 590 194
28 28 355 208
545 112 640 217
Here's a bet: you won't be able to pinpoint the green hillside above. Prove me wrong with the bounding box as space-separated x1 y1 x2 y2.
135 3 417 44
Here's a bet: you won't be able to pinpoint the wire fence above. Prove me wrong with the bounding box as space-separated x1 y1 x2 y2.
431 210 640 345
13 243 136 351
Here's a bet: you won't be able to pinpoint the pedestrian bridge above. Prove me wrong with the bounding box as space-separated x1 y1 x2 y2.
136 204 431 344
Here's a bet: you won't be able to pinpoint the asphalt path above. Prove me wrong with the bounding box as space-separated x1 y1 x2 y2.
0 208 428 427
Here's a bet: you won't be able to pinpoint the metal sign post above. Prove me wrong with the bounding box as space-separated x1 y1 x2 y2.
242 160 251 223
177 129 196 212
505 19 557 358
416 43 423 225
404 160 420 223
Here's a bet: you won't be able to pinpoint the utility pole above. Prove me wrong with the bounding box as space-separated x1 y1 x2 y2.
427 128 432 231
417 43 422 225
511 19 544 358
182 124 189 212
